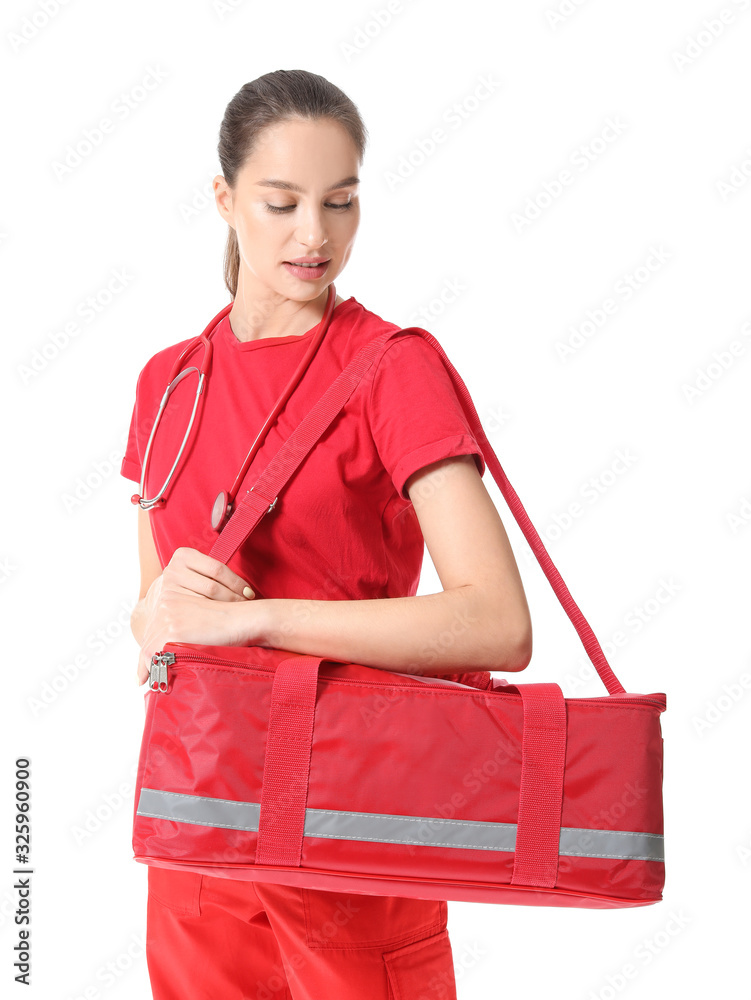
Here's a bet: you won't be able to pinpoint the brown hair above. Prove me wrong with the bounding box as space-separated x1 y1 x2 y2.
217 69 368 298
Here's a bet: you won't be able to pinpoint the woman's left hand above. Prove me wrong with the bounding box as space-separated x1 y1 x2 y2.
136 587 264 686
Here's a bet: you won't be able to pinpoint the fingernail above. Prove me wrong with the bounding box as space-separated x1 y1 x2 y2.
243 586 255 599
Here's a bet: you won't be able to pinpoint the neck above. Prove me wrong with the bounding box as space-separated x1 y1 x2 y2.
228 277 343 343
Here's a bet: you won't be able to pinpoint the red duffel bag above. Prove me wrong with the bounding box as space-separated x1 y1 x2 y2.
132 325 667 909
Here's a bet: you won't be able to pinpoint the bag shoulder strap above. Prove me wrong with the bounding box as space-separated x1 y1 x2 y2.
208 326 626 696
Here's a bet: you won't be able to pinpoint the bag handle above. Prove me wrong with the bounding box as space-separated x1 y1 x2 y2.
208 327 626 696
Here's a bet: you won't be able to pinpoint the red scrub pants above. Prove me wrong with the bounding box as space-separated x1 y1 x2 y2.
146 865 458 999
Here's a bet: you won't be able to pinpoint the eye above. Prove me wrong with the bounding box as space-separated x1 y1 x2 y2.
264 201 355 214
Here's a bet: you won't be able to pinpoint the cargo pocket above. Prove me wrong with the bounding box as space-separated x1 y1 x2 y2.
147 864 203 918
383 928 457 1000
301 889 446 951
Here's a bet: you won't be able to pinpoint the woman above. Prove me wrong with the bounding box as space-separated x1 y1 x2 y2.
121 69 532 1000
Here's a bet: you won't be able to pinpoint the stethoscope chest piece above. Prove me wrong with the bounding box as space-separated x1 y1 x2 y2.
211 491 231 531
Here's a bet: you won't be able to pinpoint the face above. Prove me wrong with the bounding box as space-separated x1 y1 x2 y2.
214 118 361 304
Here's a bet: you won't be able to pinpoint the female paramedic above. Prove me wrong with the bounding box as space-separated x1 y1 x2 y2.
120 69 532 1000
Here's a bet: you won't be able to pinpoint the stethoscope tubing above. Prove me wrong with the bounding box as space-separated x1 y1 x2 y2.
222 283 337 508
136 303 231 510
133 286 337 527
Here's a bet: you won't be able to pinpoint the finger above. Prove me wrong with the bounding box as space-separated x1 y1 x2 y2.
162 564 251 603
168 548 255 602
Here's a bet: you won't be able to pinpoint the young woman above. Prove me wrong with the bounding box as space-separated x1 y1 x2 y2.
121 69 532 1000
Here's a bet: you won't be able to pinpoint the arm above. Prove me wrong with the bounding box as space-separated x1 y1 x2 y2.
242 454 533 675
130 507 164 647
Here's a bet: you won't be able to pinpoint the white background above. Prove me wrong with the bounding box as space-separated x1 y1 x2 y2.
3 0 749 997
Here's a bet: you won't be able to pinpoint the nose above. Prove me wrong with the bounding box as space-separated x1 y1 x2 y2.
294 210 329 249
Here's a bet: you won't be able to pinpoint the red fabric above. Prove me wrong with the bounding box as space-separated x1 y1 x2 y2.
134 646 666 908
145 866 456 999
510 682 567 888
121 295 485 606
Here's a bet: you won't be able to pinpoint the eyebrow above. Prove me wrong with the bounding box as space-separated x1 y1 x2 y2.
255 176 360 193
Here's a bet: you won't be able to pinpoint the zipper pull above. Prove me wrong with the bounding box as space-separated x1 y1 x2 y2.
148 652 175 692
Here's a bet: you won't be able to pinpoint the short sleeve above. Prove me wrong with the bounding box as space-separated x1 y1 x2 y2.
367 334 486 501
120 367 146 484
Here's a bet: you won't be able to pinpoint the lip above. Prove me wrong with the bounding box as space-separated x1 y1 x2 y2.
285 256 331 264
282 259 331 280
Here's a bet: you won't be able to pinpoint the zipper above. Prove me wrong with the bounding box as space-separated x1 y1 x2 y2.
147 650 665 709
148 652 175 692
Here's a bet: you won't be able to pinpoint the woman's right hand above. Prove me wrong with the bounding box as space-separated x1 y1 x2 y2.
135 547 257 685
154 546 256 605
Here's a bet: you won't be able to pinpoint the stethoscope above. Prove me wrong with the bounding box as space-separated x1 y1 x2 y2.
131 282 337 531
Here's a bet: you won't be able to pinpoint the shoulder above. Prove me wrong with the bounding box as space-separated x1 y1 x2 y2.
129 334 196 399
343 295 447 376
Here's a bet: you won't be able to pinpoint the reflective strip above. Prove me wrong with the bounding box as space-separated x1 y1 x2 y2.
137 787 664 863
138 787 260 832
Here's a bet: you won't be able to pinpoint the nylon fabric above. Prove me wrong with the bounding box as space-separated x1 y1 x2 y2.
255 656 320 867
510 683 567 888
133 646 666 907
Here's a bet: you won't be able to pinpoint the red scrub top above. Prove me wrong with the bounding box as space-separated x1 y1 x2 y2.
121 294 488 679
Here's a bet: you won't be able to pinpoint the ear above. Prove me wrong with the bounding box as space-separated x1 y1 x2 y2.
213 175 234 226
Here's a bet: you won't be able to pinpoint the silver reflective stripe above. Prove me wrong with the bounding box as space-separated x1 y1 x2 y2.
137 787 664 862
137 788 260 832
